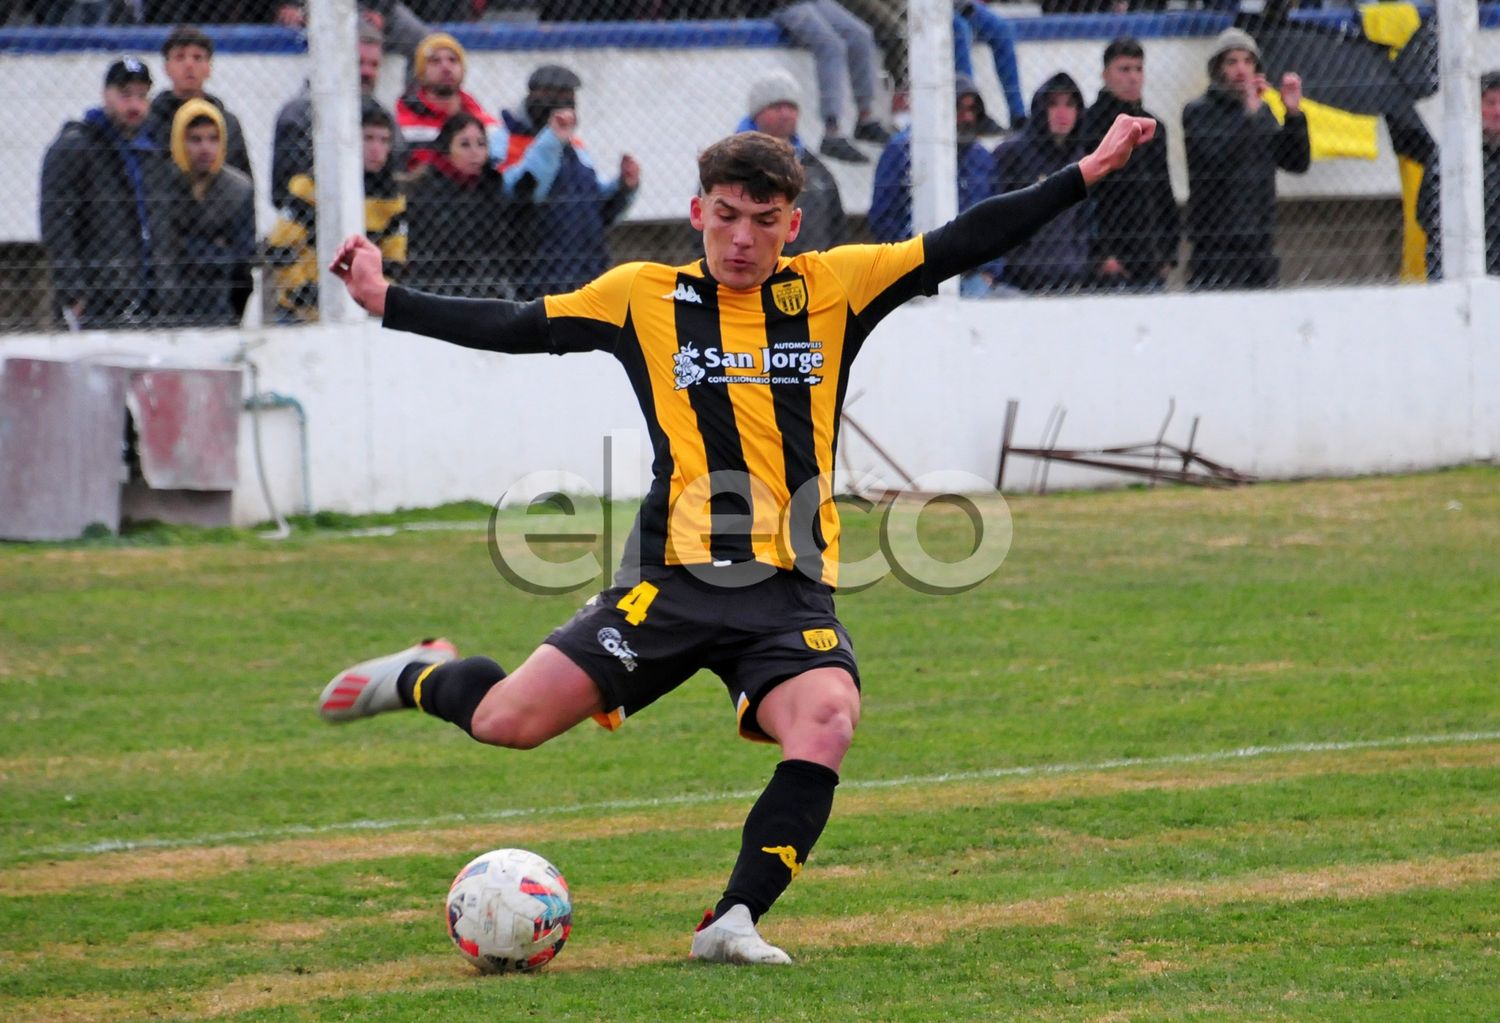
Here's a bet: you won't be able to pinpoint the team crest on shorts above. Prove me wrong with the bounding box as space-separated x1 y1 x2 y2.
770 279 807 316
802 628 839 651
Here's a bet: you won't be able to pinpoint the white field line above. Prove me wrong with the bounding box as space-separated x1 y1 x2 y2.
17 729 1500 861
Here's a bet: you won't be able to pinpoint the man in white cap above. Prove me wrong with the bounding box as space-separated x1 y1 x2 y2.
737 69 848 254
1182 26 1310 289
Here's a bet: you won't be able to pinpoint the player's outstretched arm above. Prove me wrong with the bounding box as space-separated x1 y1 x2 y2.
923 113 1155 285
329 233 554 354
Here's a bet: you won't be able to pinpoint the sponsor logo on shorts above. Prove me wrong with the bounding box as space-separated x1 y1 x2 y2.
802 628 839 651
596 626 639 672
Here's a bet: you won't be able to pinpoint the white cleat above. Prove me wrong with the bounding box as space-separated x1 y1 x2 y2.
690 905 793 965
318 638 457 723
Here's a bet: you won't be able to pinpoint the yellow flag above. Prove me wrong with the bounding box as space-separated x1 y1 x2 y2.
1264 90 1380 162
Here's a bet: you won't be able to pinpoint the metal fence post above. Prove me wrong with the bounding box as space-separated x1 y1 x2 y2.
907 0 957 297
1437 0 1484 281
308 0 367 322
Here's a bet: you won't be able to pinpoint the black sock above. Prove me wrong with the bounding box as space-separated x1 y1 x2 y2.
396 656 505 736
714 759 839 923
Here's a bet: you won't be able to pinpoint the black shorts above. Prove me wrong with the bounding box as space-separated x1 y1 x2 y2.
545 563 860 741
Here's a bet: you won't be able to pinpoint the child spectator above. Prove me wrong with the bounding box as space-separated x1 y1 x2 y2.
145 25 254 185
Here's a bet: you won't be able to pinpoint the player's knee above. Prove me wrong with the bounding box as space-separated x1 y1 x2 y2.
799 690 859 756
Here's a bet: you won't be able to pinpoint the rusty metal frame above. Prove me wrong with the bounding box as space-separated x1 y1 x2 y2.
997 399 1256 493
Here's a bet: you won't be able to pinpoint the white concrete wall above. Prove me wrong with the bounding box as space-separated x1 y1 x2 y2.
9 27 1500 242
2 279 1495 526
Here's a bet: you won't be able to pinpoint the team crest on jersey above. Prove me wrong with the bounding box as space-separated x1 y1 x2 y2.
770 279 807 316
802 628 839 651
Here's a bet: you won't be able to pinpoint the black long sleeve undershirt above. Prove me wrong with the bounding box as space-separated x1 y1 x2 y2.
383 288 555 354
920 164 1088 290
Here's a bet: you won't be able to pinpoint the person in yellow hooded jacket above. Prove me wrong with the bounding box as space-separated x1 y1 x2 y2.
161 98 255 326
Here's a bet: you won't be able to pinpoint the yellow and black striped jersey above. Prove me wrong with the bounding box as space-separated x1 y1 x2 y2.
543 239 928 587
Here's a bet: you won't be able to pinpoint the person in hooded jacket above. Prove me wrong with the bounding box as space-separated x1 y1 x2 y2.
266 101 408 322
869 73 1000 297
39 58 176 330
993 72 1090 293
159 98 255 326
498 65 640 299
144 26 254 187
1080 37 1179 291
404 111 521 299
1182 27 1309 290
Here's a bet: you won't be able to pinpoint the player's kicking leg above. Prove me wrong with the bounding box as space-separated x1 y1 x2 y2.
319 640 604 748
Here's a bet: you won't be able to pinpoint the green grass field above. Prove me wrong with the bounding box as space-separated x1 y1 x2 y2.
2 468 1497 1022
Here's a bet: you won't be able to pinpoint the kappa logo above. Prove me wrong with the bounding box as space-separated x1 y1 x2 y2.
663 282 704 304
760 844 803 879
596 627 639 672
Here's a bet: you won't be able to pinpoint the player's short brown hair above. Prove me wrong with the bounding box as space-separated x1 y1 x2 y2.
698 131 804 204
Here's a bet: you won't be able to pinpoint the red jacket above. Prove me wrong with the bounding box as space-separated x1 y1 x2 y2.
395 88 499 171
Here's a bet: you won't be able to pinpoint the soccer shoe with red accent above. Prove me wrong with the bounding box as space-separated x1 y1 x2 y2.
690 906 792 965
318 638 457 723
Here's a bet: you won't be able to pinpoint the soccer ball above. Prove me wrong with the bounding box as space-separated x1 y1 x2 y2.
445 847 573 973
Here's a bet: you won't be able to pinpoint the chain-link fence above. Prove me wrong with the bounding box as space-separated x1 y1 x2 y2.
1 2 1496 333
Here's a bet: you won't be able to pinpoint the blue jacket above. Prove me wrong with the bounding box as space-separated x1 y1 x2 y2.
869 128 999 282
992 73 1091 291
502 108 636 299
39 109 174 327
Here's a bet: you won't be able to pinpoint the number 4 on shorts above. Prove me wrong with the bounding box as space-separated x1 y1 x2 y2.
615 581 660 626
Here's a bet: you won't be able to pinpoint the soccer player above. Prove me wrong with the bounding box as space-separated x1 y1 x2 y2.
321 115 1154 964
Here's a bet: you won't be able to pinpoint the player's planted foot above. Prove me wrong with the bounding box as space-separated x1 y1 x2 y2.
319 638 457 723
690 906 792 965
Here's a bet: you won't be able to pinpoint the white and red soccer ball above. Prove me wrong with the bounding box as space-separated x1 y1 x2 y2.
445 847 572 973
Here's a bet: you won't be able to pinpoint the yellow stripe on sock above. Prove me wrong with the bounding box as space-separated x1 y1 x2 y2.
411 662 441 712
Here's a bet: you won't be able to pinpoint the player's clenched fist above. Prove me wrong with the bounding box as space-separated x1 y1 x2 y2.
329 234 390 316
1078 114 1156 186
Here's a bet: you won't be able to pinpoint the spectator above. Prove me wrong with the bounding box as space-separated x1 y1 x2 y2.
271 3 431 68
735 69 848 255
160 99 255 325
993 73 1091 293
953 1 1027 133
39 59 174 330
145 26 254 186
498 65 641 298
753 1 890 164
270 21 390 208
1183 28 1310 290
395 32 504 171
869 74 999 297
817 2 1020 137
1416 71 1500 278
1081 37 1179 291
266 100 408 322
404 112 519 298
